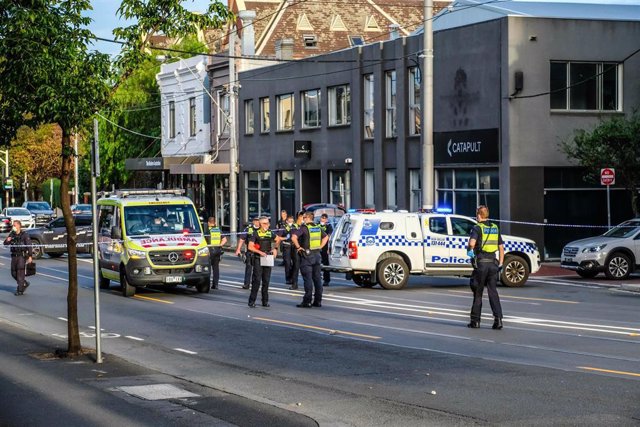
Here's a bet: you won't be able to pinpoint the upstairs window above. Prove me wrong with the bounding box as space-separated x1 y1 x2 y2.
277 93 294 131
363 74 374 138
328 84 351 126
169 101 176 139
303 35 318 48
349 35 364 46
189 97 196 137
408 67 421 135
244 99 254 135
302 89 321 128
385 70 397 138
260 97 270 133
550 61 621 111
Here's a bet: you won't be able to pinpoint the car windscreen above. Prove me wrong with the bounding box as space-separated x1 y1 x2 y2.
124 204 202 236
26 202 51 210
603 220 640 238
7 208 31 216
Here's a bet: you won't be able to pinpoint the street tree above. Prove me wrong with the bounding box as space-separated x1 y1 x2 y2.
561 114 640 217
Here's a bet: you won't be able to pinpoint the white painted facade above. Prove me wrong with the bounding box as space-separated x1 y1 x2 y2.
156 55 211 157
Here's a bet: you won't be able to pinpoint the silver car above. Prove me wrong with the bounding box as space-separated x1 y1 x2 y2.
561 219 640 280
1 207 35 229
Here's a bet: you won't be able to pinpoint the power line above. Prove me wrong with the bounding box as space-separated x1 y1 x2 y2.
96 112 160 140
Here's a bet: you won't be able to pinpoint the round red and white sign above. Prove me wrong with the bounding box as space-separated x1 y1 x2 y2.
600 168 615 186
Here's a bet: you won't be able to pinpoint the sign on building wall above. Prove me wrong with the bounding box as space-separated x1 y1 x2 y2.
294 140 312 159
434 128 500 165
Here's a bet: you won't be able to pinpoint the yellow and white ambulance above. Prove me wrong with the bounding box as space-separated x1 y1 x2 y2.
96 189 210 297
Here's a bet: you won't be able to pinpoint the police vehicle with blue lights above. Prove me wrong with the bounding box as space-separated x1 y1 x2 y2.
326 208 540 289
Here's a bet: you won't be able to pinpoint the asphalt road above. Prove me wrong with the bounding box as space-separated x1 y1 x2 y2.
1 250 639 426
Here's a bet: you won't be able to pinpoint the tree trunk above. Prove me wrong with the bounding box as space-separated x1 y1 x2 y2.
60 129 81 356
631 186 639 218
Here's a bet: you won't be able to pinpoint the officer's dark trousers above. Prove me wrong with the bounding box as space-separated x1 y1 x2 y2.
209 247 222 289
321 248 330 284
470 260 502 322
11 255 27 292
282 243 292 282
289 250 300 285
249 259 271 305
243 253 253 287
300 251 322 305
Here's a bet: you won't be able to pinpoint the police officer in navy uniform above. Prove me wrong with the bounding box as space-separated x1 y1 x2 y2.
287 211 304 290
292 211 328 308
4 220 33 296
319 213 333 286
247 216 282 307
467 205 504 330
207 217 227 290
280 215 295 284
235 217 260 289
276 210 288 266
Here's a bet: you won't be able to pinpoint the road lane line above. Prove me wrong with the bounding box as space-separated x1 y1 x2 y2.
38 265 94 280
174 348 197 355
253 317 381 340
133 295 174 304
448 290 578 304
125 336 145 341
57 317 68 322
578 366 640 378
37 272 69 282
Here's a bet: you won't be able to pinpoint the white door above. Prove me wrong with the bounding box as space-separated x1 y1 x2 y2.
405 215 423 271
449 216 477 274
422 215 450 269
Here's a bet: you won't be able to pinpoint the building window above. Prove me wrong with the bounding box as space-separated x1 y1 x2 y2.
385 71 397 138
301 89 321 128
329 170 351 208
364 169 374 208
169 101 176 139
550 61 621 111
277 93 294 131
303 35 318 48
244 99 254 135
260 97 270 133
436 169 500 218
278 171 295 216
217 92 230 136
408 67 421 135
246 171 271 220
349 35 364 46
328 84 350 126
363 74 374 139
409 169 421 211
189 97 196 137
386 169 397 209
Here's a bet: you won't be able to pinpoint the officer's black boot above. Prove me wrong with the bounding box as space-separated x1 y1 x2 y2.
467 320 480 328
492 318 503 330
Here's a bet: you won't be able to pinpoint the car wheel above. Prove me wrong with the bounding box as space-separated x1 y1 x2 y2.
120 268 136 297
501 255 530 287
99 269 110 289
577 270 598 279
604 253 631 280
31 239 43 260
196 280 211 293
377 257 409 290
353 274 375 288
48 252 63 258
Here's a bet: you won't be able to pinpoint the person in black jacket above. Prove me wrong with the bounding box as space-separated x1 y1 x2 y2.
319 214 333 286
3 220 33 296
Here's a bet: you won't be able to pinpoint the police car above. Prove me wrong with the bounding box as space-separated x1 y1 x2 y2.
27 215 93 259
326 209 540 289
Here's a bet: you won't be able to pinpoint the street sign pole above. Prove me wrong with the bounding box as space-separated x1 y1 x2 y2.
607 184 611 228
600 168 615 229
92 118 102 364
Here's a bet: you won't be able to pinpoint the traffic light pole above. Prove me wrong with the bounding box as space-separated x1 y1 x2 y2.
91 118 103 364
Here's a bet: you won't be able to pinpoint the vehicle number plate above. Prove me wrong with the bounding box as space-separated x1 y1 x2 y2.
564 258 573 263
165 276 183 284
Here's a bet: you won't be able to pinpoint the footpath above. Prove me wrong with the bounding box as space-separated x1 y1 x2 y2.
0 319 317 427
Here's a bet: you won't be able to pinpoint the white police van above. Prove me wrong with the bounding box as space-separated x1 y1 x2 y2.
327 209 540 289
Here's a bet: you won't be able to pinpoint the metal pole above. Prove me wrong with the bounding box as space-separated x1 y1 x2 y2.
421 0 434 211
228 27 238 245
74 131 79 205
607 184 611 229
5 150 9 208
92 118 102 364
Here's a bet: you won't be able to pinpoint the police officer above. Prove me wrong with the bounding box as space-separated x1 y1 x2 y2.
276 210 288 266
466 205 504 330
247 216 282 307
319 213 333 286
3 220 33 296
235 217 260 289
287 212 304 290
207 217 227 290
292 211 328 308
280 215 295 284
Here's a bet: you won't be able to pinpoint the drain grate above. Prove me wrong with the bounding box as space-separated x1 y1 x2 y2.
117 384 200 401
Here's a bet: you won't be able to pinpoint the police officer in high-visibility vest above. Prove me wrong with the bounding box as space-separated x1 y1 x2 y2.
235 217 260 289
292 211 328 308
319 213 333 286
207 217 227 290
466 205 504 330
247 216 283 307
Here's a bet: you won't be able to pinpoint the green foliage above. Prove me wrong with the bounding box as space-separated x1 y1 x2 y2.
561 114 640 215
40 178 61 209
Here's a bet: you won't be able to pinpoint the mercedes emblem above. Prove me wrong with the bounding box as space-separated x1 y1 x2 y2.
168 252 179 263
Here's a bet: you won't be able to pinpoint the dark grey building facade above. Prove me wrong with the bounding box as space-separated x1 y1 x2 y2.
237 5 640 259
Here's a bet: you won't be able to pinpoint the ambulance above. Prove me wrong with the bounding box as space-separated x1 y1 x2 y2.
327 209 540 289
96 189 210 297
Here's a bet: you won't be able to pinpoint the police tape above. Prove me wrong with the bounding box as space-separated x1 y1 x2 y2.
488 218 611 229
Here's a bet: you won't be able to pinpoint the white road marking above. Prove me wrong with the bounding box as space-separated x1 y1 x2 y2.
38 272 69 282
125 336 145 341
57 317 68 322
174 348 197 355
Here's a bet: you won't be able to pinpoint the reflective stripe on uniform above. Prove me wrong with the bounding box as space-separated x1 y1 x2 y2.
478 222 500 254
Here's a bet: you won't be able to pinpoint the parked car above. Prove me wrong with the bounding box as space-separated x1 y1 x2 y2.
561 219 640 280
302 203 346 227
1 207 35 229
71 204 92 215
27 215 93 259
22 201 56 226
0 214 12 232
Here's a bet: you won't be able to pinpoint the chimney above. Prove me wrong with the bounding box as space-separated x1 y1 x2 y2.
238 10 256 56
389 24 400 40
275 38 294 60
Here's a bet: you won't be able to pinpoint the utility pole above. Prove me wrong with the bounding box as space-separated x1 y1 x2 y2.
228 27 239 245
4 150 9 208
421 0 435 211
91 118 102 364
74 131 79 204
